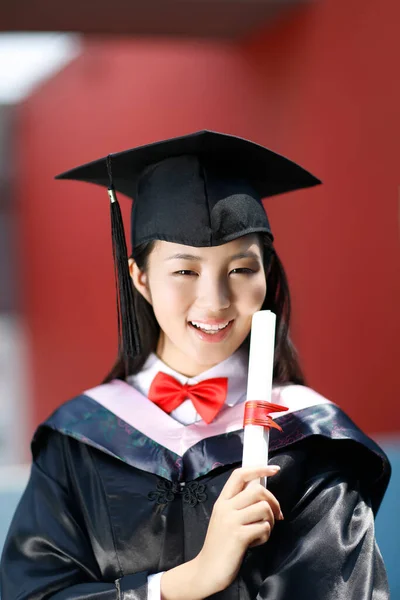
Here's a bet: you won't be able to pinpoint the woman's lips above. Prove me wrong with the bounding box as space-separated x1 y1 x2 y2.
188 320 234 343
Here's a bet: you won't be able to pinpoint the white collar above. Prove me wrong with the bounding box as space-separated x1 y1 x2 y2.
127 347 248 408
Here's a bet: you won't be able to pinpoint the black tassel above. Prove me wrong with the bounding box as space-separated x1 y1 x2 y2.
107 155 141 370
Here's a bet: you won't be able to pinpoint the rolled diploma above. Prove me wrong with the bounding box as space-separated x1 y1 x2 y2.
242 310 276 487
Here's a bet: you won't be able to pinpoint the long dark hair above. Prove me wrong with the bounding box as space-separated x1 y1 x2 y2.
103 235 305 385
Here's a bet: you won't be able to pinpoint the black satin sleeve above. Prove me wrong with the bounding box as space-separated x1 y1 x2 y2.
239 458 389 600
0 438 148 600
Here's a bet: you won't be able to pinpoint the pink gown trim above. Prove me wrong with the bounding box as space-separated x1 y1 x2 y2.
84 380 332 457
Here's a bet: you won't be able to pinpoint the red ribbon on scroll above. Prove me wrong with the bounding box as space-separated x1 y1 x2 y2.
243 401 289 431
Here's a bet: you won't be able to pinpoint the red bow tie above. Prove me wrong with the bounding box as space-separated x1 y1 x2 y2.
148 371 228 424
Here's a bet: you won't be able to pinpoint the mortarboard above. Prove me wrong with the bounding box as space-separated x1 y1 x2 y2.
56 130 321 365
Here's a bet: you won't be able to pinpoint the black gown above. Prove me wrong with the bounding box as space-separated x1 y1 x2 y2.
0 380 391 600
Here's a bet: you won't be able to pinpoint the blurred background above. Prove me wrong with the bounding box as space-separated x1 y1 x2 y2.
0 0 399 595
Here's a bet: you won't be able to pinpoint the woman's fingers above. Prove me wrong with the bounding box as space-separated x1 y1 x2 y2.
242 521 273 546
238 500 275 527
232 486 283 520
221 466 280 500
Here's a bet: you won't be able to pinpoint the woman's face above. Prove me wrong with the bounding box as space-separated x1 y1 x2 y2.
130 234 267 376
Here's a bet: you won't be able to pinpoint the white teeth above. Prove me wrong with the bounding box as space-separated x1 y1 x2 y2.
190 321 230 332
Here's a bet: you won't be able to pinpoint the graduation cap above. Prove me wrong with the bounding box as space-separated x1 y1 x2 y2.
56 130 321 365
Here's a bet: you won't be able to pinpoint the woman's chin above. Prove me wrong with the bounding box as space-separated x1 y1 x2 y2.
187 342 240 370
158 327 246 374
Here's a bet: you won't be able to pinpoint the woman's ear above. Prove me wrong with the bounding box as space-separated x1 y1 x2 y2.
129 258 152 305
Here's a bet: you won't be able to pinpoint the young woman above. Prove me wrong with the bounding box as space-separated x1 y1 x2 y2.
0 131 390 600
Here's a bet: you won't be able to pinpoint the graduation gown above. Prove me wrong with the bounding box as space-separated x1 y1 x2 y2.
0 381 391 600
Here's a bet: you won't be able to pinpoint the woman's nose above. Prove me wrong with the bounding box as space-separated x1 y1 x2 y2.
196 277 231 311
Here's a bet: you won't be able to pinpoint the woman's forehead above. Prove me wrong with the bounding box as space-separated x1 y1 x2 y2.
152 235 263 260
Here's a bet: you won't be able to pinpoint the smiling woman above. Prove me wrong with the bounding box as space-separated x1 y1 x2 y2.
102 227 304 387
0 131 391 600
129 236 267 376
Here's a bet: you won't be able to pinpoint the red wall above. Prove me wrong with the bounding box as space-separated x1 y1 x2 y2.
16 0 400 435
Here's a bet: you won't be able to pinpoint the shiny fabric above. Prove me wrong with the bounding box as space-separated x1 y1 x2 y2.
0 395 391 600
148 372 228 424
28 393 390 510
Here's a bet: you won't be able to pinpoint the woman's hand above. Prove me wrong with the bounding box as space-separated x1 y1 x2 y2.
161 465 282 600
195 465 282 595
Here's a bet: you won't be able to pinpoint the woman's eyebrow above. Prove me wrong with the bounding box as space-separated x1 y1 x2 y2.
165 250 261 261
165 253 203 261
229 250 261 261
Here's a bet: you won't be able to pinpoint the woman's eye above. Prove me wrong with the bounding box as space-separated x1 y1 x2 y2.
174 270 196 276
230 268 255 275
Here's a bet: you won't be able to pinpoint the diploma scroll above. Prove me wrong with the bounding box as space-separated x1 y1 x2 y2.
242 310 287 487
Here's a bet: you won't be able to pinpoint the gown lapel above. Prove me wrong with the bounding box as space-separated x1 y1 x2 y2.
35 379 389 500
